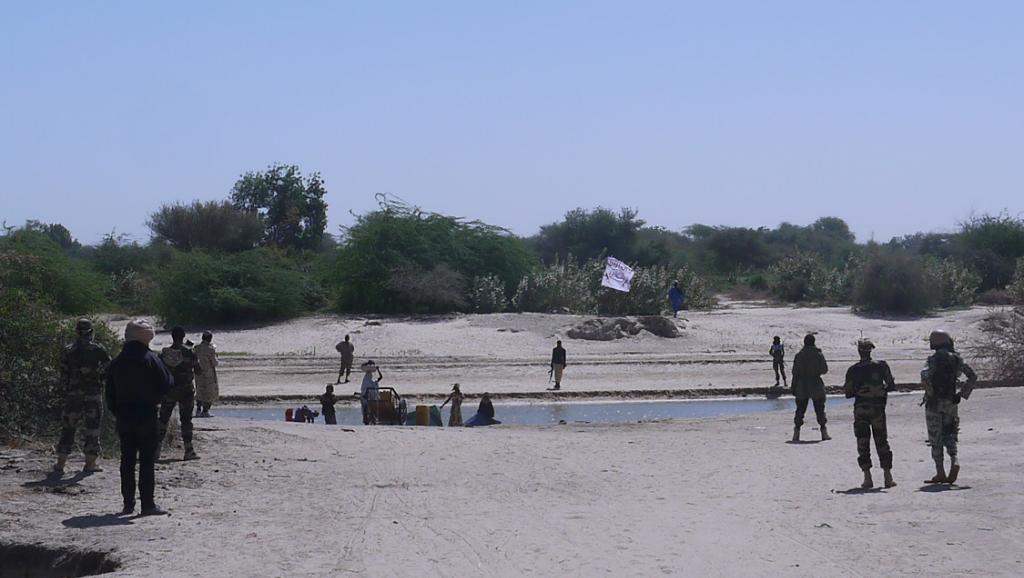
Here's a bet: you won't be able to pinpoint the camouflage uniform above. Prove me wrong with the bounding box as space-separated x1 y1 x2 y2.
158 343 200 456
922 346 977 470
56 321 111 462
844 356 896 471
791 343 829 430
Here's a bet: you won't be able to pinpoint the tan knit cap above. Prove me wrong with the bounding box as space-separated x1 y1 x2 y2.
124 319 155 345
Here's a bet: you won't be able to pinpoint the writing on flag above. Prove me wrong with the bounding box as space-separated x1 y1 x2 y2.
601 257 635 293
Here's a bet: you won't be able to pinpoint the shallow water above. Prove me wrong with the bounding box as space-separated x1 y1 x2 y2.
214 397 855 426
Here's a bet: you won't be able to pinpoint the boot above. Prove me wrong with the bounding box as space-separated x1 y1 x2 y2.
183 447 200 461
120 502 135 516
140 504 169 517
53 454 67 473
791 427 800 442
883 469 897 488
925 462 947 484
820 425 831 441
83 455 103 473
861 469 874 489
946 464 960 485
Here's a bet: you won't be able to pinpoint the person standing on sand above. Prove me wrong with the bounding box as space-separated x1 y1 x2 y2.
844 339 897 489
921 330 977 485
668 281 686 318
440 383 464 426
105 319 173 516
320 384 342 425
158 327 201 461
791 334 830 442
359 361 383 425
54 319 111 475
335 335 355 384
194 331 219 418
550 340 567 390
769 336 787 387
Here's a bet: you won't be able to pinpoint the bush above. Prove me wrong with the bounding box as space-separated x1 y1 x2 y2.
148 200 263 252
923 258 980 308
958 213 1024 290
154 249 309 325
384 264 468 313
470 274 507 313
0 229 109 314
767 252 852 304
852 251 934 315
511 258 599 313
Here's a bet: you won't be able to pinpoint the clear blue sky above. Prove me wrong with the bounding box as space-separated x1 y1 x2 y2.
2 1 1022 244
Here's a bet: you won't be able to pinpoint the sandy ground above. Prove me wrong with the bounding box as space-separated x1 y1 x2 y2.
2 388 1022 576
109 303 1004 400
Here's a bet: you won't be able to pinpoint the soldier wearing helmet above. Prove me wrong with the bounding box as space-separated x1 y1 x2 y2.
158 326 202 461
843 339 897 489
921 330 977 484
54 318 111 474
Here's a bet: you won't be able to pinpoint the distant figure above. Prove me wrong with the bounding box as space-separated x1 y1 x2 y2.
298 405 319 423
320 385 342 425
105 319 172 516
440 383 464 427
360 361 383 425
668 281 686 318
769 336 787 387
844 339 897 489
550 340 567 390
921 330 977 484
54 318 111 474
158 327 201 461
465 392 501 427
194 331 219 418
791 334 830 442
335 335 355 384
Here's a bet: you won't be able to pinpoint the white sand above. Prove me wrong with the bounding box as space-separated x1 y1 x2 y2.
2 389 1022 576
110 303 1003 400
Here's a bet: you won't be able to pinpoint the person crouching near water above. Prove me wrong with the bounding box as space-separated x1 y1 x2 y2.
359 361 383 425
440 383 464 427
320 385 342 425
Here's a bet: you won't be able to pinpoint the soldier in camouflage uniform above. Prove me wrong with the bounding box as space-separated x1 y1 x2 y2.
921 330 977 485
791 334 830 442
54 319 111 474
844 339 897 489
157 326 201 461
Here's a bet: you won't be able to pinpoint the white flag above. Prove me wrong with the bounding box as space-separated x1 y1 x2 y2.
601 256 634 293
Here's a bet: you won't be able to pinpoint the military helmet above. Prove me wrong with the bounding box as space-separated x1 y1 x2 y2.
857 339 875 353
75 318 93 336
929 330 953 350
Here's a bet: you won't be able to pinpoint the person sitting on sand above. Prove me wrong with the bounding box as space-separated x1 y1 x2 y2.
440 383 464 427
360 361 383 425
465 392 501 427
320 385 342 425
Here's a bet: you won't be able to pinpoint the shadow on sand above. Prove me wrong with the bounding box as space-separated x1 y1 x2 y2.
785 440 822 445
834 487 885 495
62 514 134 529
22 470 95 489
918 484 972 493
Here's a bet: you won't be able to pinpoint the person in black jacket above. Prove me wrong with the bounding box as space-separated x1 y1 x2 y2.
105 319 174 516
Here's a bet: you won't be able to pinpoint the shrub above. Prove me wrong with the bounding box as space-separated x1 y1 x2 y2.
923 258 980 308
384 264 468 313
767 252 852 304
1011 257 1024 305
154 249 308 325
148 200 263 252
0 229 109 314
470 274 507 313
852 251 934 315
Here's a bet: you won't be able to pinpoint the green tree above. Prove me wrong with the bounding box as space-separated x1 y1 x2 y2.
148 200 263 252
533 207 646 265
230 164 328 250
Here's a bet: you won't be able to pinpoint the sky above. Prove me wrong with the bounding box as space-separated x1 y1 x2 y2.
1 1 1022 244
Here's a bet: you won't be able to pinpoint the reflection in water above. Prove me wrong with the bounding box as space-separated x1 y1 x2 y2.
215 397 853 427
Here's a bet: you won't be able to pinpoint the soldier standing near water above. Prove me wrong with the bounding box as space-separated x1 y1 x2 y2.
921 330 977 484
550 340 567 390
844 339 897 489
54 319 111 474
769 336 787 387
791 334 830 442
158 327 201 461
194 331 219 417
336 335 355 384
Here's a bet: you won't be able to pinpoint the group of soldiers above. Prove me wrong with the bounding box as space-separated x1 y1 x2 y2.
53 319 219 515
784 329 977 489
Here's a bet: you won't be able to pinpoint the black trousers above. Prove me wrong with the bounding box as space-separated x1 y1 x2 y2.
323 409 337 425
119 421 160 509
794 397 827 427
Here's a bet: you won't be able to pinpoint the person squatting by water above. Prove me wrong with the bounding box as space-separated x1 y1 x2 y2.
440 383 464 427
106 319 174 516
769 336 787 387
360 360 383 425
921 330 977 485
791 333 830 442
550 340 567 390
54 318 111 474
194 331 219 418
668 280 686 318
844 339 897 489
336 334 355 384
320 385 342 425
158 326 201 461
